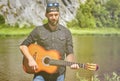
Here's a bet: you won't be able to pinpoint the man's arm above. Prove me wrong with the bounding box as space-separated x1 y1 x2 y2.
19 45 38 70
66 54 79 69
66 53 75 62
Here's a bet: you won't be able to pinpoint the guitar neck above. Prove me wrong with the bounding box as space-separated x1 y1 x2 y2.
49 59 85 68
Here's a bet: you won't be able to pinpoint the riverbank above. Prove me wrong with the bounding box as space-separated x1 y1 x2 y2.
70 28 120 36
0 27 33 37
0 27 120 37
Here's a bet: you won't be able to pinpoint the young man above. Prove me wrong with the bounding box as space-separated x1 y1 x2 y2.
19 2 79 81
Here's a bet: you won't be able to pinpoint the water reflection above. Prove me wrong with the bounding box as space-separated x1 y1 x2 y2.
0 37 33 81
73 35 120 80
0 35 120 81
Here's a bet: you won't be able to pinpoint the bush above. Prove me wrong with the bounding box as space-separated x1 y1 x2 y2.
76 72 120 81
0 14 5 24
67 19 79 28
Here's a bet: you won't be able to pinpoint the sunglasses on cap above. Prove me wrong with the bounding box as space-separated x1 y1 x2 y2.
47 3 59 7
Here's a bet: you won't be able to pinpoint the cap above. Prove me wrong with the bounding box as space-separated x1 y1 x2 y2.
46 3 59 13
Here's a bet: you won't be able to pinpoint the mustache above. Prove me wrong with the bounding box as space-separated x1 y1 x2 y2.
49 20 59 26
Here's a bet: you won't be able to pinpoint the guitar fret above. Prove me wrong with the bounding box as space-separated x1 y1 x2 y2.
79 63 85 68
49 59 85 69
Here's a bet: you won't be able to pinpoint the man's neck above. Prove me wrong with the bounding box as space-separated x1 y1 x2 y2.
48 23 58 31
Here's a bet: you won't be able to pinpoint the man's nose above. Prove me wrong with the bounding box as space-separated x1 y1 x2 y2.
52 15 56 19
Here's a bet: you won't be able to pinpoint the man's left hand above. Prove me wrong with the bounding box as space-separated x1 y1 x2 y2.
70 64 80 69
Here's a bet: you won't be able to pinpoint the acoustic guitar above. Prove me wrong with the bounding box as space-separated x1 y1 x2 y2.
23 44 99 74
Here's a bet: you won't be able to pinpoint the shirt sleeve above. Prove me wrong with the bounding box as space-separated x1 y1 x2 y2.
21 27 38 46
65 29 74 56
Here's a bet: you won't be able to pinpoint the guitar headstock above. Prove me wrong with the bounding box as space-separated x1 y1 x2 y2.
84 63 99 71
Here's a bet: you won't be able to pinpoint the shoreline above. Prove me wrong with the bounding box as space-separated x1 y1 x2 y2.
0 27 120 37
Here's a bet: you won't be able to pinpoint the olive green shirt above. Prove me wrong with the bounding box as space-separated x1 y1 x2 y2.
21 23 74 75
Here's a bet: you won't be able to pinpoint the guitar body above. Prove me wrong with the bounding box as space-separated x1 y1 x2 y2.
23 44 60 74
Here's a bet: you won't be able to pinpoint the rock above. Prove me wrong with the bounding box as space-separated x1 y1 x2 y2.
0 0 80 27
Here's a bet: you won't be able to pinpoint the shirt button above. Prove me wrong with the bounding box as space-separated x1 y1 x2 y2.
52 43 54 47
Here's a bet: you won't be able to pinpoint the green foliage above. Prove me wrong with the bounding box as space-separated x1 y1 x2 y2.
105 0 120 28
14 22 19 28
91 75 100 81
104 72 120 81
76 72 120 81
67 0 120 28
0 14 5 24
106 0 120 11
67 19 79 28
42 19 48 24
75 0 96 28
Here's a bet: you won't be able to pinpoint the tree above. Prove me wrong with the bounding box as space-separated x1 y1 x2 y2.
76 0 96 28
105 0 120 27
68 0 120 28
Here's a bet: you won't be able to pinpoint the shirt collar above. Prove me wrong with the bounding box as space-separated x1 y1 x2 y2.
44 23 61 32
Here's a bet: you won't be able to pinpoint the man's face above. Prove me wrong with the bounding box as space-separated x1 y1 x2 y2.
46 11 59 26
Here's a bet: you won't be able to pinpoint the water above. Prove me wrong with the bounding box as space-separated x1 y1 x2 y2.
0 35 120 81
73 35 120 80
0 37 33 81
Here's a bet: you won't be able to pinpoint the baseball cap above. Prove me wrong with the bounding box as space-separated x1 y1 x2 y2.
46 3 59 13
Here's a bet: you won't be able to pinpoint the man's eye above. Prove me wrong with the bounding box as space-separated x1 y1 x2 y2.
49 14 53 16
55 14 58 16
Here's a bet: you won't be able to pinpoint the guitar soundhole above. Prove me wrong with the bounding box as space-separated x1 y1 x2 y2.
44 57 50 64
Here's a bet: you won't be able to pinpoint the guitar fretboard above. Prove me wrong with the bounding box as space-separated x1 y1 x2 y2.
49 59 85 68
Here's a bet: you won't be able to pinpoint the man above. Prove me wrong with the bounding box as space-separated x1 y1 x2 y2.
19 2 79 81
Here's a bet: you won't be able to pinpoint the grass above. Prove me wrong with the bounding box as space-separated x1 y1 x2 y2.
0 26 120 37
0 26 33 37
76 72 120 81
69 28 120 35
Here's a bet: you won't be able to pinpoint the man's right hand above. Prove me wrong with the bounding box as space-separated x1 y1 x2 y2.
20 45 39 71
28 57 39 71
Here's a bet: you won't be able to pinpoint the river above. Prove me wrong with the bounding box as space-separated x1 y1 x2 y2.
0 35 120 81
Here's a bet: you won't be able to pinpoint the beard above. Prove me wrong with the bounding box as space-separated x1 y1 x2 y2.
49 19 59 26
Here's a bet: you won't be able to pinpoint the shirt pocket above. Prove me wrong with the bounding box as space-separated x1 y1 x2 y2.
59 35 66 40
57 33 66 45
39 34 49 46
